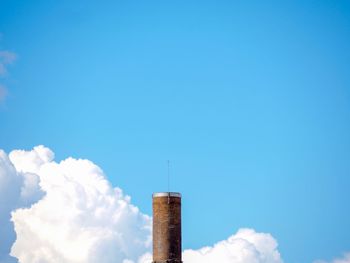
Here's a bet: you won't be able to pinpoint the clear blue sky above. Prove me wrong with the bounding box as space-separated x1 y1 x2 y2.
1 1 350 263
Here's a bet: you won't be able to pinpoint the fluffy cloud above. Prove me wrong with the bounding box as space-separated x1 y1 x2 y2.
315 253 350 263
182 228 282 263
0 149 21 263
0 148 43 263
8 146 151 263
0 145 286 263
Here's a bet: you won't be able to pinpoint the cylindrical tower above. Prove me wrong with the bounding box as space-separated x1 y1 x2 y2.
152 192 182 263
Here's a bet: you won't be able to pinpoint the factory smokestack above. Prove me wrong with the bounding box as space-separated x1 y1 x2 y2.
152 192 182 263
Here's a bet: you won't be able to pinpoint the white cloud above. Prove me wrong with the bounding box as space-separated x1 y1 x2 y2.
182 228 282 263
0 149 21 263
8 146 152 263
0 148 43 263
315 253 350 263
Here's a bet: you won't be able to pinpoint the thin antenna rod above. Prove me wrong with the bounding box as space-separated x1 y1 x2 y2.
167 160 170 193
167 160 170 204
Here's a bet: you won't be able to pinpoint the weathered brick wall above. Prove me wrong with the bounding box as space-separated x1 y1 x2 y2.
153 193 182 263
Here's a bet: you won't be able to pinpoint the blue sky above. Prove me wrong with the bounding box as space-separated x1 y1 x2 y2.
1 0 350 263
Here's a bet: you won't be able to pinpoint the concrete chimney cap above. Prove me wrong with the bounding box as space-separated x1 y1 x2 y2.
152 192 181 198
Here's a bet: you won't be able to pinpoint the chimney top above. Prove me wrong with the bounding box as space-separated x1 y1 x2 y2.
152 192 181 198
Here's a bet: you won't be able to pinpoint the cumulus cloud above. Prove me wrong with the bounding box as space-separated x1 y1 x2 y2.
0 148 43 263
315 253 350 263
0 145 286 263
0 149 21 263
8 146 151 263
182 228 282 263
